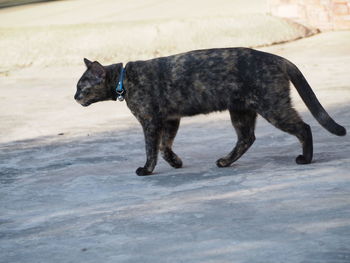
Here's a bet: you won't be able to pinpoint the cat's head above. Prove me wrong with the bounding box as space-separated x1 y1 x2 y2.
74 58 112 107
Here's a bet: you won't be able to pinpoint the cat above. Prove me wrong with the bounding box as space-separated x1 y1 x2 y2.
74 48 346 176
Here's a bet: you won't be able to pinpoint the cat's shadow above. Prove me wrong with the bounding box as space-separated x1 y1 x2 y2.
145 159 268 187
146 148 349 188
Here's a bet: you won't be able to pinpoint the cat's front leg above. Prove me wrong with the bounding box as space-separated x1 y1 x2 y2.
136 119 162 176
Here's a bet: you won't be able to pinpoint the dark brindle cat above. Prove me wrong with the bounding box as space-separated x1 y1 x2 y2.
74 48 346 176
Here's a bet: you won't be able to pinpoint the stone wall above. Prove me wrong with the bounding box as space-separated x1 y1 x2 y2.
269 0 350 30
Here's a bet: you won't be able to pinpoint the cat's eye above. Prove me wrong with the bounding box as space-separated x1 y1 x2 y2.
93 78 103 85
77 83 85 91
83 89 91 96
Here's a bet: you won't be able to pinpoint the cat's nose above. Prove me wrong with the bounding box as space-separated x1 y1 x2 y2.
74 93 80 100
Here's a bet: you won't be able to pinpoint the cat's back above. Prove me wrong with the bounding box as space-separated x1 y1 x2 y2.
151 47 252 69
130 47 283 75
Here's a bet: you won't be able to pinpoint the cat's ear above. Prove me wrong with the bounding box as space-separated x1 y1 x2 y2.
84 58 93 68
90 61 106 79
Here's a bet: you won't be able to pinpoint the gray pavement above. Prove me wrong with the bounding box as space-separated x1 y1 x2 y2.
1 105 349 263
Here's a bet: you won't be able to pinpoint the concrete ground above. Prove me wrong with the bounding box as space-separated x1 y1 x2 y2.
1 1 350 262
1 108 350 263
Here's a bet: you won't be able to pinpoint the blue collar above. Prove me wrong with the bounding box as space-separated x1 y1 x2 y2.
116 66 125 101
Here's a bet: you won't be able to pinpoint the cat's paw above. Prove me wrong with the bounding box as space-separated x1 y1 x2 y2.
169 158 183 169
295 155 311 165
216 158 231 168
162 150 183 169
136 167 153 176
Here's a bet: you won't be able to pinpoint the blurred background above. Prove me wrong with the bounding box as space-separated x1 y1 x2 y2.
0 0 349 142
0 0 317 71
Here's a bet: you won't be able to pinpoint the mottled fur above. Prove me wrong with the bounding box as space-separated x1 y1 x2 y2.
75 48 346 176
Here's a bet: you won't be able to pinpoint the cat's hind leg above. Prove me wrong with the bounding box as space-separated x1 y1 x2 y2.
160 118 183 168
216 110 257 167
258 106 313 164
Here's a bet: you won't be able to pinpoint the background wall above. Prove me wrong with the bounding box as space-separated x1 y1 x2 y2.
270 0 350 30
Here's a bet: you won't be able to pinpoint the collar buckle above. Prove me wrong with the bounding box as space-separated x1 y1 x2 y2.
116 67 125 102
117 90 125 101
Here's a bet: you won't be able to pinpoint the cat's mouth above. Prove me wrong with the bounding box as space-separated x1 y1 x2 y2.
75 98 91 107
75 99 90 107
79 98 99 107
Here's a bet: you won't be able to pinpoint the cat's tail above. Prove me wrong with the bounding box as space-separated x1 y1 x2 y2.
286 61 346 136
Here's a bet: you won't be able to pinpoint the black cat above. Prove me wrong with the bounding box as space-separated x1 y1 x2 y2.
75 48 346 176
